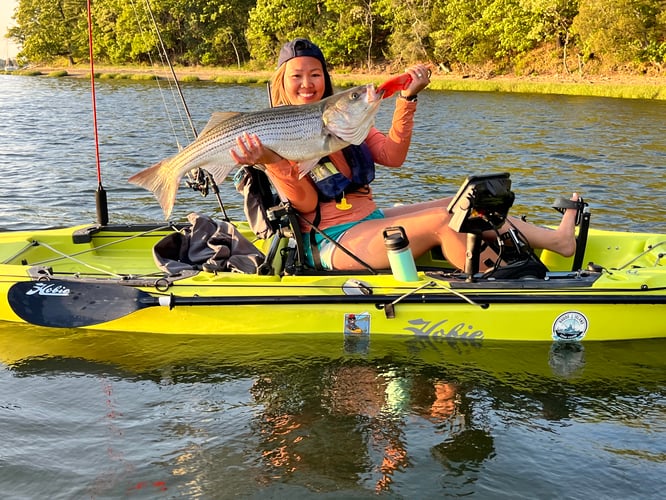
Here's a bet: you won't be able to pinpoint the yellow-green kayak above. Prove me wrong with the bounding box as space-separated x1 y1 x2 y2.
0 219 664 341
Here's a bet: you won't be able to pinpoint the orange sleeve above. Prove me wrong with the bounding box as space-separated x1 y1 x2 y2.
364 97 416 168
264 159 319 213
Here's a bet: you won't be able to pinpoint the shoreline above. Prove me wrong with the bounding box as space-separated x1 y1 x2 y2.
13 64 666 100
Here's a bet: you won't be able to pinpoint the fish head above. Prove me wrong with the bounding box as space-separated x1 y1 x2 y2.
321 84 382 145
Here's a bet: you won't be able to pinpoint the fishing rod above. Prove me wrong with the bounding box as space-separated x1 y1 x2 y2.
142 0 228 220
143 0 197 138
87 0 108 225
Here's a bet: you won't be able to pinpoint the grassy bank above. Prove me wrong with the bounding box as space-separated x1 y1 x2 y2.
8 64 666 100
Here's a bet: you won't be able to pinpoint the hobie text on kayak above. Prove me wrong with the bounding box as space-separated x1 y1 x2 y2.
25 283 71 297
404 318 483 339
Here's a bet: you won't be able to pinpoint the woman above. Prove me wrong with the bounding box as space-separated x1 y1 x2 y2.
230 38 580 272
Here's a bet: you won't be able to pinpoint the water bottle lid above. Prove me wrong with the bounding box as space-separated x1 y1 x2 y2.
384 232 409 251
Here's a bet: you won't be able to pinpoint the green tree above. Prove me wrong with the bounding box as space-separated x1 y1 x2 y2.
246 0 329 65
321 0 382 68
430 0 583 70
91 0 154 64
429 0 498 65
572 0 666 67
9 0 88 64
517 0 580 72
157 0 253 66
478 0 541 59
376 0 433 68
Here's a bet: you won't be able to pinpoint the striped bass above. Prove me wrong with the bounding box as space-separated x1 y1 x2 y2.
129 84 382 218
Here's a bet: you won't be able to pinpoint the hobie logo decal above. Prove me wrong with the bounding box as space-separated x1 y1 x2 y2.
25 283 71 297
552 311 588 341
404 318 484 339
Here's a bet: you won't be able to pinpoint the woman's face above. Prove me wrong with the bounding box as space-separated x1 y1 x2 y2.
283 56 326 105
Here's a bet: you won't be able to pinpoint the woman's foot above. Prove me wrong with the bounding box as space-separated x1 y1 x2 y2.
551 193 580 257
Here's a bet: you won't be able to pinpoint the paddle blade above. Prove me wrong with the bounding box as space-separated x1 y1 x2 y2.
8 280 156 328
376 74 412 99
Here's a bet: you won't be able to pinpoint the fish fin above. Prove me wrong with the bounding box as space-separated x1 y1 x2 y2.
128 160 180 219
376 73 412 99
297 158 322 178
200 112 242 136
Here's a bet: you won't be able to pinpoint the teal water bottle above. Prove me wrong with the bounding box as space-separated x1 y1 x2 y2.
383 226 419 282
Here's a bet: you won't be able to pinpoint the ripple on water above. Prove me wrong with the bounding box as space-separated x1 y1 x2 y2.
1 77 664 232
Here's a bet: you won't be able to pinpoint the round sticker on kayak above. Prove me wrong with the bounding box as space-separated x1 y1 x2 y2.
552 311 589 341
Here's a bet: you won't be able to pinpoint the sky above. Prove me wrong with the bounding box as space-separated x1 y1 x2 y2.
2 0 19 59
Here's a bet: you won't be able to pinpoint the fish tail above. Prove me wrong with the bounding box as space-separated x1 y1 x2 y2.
128 160 180 219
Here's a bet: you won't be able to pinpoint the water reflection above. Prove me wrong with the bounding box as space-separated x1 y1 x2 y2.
548 341 586 378
1 326 664 497
249 363 479 493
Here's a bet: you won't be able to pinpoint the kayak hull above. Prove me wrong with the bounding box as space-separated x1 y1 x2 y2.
0 223 664 341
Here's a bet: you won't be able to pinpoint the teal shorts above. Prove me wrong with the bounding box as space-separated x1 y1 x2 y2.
304 209 385 270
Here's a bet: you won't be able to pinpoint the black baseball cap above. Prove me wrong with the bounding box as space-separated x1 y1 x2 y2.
278 38 327 69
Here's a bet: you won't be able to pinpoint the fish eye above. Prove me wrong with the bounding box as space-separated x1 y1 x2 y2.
350 92 359 100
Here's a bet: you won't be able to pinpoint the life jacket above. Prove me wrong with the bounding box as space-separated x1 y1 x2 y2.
308 143 375 201
306 143 376 270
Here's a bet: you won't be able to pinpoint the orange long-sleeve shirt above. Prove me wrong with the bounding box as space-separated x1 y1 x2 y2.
265 98 417 233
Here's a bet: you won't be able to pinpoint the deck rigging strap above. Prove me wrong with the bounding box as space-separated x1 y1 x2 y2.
27 225 172 278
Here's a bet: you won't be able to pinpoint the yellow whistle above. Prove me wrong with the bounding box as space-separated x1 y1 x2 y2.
336 196 352 211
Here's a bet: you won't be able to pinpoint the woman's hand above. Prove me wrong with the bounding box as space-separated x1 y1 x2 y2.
401 64 431 98
230 132 283 165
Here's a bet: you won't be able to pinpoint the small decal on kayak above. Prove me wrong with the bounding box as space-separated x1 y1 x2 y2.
552 311 588 341
344 312 370 336
25 282 71 297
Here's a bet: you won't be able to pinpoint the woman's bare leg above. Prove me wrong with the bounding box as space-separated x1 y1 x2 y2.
381 197 454 217
330 206 460 270
493 193 580 258
328 194 581 271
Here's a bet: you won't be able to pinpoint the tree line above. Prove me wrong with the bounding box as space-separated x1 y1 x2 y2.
8 0 666 76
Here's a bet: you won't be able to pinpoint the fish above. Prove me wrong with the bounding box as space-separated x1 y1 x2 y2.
128 84 382 218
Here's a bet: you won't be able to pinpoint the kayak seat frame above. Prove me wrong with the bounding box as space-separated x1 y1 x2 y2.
261 201 382 276
262 202 308 275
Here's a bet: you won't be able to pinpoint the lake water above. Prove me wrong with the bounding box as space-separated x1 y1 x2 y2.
0 74 665 498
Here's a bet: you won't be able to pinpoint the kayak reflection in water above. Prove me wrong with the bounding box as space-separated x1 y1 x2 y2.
248 362 486 493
